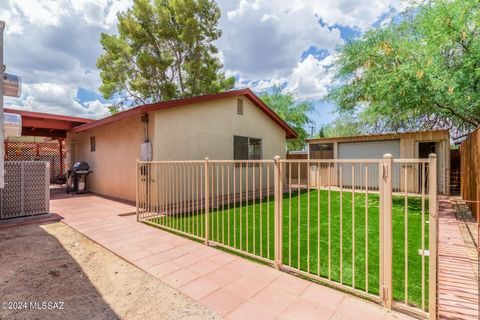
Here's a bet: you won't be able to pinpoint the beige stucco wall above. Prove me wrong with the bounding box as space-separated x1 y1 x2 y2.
67 95 288 201
152 96 286 160
66 114 154 202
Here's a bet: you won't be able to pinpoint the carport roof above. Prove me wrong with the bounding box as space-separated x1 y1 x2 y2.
5 108 93 139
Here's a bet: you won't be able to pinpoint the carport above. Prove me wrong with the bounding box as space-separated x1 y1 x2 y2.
3 108 92 179
0 109 92 219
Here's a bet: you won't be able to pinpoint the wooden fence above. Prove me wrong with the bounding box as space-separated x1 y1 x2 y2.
460 127 480 216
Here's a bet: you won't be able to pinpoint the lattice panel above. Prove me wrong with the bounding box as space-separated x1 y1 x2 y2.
1 162 23 218
0 161 50 219
23 162 50 214
5 141 66 179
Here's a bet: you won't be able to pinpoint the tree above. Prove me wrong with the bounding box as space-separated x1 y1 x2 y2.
321 113 366 137
261 86 313 151
318 126 326 138
327 0 480 139
97 0 235 112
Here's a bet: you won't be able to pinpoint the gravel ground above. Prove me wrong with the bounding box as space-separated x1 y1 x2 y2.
0 222 221 320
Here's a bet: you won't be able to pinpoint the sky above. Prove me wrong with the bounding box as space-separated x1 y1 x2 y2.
0 0 406 130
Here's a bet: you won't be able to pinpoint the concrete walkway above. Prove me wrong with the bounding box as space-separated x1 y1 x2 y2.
51 193 413 320
437 197 479 320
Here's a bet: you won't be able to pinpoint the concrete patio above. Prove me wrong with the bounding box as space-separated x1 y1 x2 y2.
50 193 418 320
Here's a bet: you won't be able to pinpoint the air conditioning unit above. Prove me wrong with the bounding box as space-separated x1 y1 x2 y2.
4 113 21 137
3 73 21 97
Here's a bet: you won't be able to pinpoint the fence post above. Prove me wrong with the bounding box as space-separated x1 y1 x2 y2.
274 156 283 269
136 160 139 221
204 157 210 246
428 154 438 320
381 153 393 309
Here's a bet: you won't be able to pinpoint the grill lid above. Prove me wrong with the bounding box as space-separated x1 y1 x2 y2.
71 161 89 171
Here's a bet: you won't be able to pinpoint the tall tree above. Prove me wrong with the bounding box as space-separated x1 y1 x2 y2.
261 86 313 151
327 0 480 139
321 113 366 137
97 0 234 112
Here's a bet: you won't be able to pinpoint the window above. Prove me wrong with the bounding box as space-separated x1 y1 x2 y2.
234 136 262 160
310 143 333 167
90 136 96 152
309 143 333 159
237 98 244 115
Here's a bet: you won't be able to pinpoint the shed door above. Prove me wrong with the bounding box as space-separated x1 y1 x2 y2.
338 140 401 189
338 140 401 159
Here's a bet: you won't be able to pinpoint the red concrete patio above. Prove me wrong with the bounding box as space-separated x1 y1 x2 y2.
50 193 415 320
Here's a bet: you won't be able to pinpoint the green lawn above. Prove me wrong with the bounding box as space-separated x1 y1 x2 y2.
149 189 429 308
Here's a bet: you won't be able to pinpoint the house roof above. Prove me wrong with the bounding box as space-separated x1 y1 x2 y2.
4 108 93 139
306 129 450 144
72 88 298 138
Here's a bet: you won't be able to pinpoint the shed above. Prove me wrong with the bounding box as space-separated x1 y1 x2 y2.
306 130 450 194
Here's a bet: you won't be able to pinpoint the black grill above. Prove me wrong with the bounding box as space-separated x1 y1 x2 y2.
66 161 92 194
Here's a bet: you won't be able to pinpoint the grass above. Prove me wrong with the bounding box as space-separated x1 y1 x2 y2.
149 188 429 308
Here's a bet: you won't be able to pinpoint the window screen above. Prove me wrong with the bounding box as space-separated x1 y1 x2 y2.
234 136 262 160
248 138 262 160
309 143 333 159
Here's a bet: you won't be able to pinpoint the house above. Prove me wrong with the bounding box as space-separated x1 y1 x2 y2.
66 89 297 202
306 130 450 194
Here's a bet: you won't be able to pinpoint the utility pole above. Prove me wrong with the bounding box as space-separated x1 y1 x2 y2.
309 125 315 137
0 20 5 189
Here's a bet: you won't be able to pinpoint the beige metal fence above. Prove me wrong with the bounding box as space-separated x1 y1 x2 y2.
136 154 438 319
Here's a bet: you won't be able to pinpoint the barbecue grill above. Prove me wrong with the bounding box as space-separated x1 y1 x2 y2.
66 161 92 194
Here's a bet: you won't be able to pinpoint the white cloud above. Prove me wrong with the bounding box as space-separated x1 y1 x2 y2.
236 54 336 100
0 0 405 120
0 0 130 117
285 54 337 99
5 83 110 118
217 0 341 79
214 0 406 100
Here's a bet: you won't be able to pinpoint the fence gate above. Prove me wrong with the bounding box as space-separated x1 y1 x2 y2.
136 154 438 319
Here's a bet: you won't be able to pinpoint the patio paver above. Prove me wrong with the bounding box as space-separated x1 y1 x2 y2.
51 193 416 319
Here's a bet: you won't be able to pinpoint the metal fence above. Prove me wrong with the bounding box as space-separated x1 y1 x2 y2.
0 161 50 219
137 154 438 319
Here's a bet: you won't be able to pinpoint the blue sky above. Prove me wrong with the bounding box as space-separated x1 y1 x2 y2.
0 0 405 133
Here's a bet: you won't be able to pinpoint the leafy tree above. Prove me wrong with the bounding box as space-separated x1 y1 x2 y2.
97 0 234 111
261 86 313 151
322 113 366 137
327 0 480 139
318 126 326 138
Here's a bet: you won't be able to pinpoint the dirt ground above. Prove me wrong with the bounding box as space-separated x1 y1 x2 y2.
0 221 221 320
